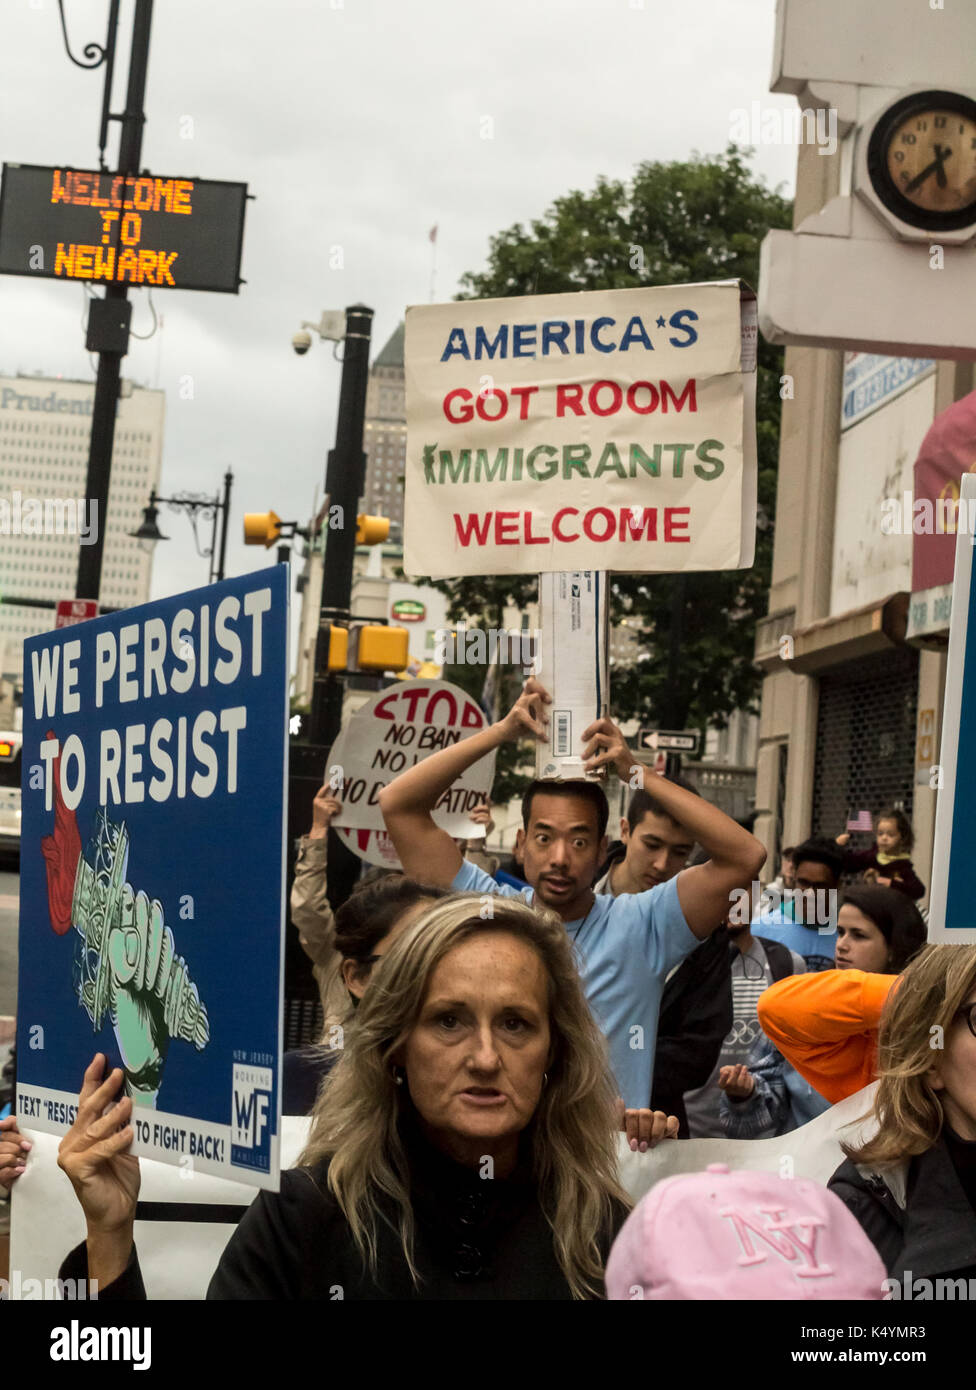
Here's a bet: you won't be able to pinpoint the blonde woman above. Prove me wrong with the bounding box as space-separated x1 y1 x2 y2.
58 895 636 1299
828 944 976 1284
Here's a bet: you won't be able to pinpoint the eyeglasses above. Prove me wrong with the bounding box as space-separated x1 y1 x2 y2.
955 1002 976 1040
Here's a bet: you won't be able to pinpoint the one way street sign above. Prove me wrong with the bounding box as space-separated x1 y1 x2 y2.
638 729 700 754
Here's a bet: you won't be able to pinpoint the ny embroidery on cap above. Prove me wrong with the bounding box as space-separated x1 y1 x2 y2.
719 1204 833 1278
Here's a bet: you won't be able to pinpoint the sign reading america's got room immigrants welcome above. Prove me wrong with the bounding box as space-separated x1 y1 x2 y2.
403 281 758 578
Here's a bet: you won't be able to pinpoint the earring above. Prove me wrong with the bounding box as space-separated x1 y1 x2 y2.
543 1072 549 1088
392 1065 405 1086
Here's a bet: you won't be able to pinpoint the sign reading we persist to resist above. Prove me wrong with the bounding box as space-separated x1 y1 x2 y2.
403 281 757 577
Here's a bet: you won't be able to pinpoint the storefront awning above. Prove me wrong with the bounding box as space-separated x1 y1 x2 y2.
779 593 909 675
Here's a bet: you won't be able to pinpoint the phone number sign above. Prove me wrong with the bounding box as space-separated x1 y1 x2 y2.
0 164 248 294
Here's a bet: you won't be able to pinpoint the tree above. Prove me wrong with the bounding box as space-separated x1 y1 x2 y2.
414 146 792 740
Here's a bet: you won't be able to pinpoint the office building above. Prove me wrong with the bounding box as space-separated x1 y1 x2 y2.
0 372 163 675
362 323 405 532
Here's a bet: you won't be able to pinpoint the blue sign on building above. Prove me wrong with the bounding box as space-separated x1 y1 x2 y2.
16 568 288 1187
840 353 935 431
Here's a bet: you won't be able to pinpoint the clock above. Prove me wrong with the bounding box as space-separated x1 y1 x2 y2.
866 89 976 231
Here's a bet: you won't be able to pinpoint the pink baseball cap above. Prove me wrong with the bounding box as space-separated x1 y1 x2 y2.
605 1164 886 1300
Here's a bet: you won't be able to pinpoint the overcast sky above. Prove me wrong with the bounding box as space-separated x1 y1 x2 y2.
0 0 798 661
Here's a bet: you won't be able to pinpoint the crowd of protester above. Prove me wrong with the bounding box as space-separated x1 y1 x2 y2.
2 675 974 1301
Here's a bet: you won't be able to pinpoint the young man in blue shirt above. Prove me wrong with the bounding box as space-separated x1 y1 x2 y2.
749 836 841 971
379 677 765 1109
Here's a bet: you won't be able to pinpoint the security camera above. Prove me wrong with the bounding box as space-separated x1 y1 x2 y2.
292 329 312 356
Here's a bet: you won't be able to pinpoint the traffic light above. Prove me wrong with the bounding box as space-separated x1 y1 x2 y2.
351 623 409 671
327 625 348 671
323 622 409 672
355 514 389 545
243 510 282 548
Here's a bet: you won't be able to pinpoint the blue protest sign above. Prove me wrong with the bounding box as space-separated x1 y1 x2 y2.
928 472 976 943
15 568 288 1187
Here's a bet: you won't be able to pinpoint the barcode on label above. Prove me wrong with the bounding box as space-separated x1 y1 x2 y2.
553 710 571 756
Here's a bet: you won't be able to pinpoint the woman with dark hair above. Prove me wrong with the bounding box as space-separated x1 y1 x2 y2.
833 884 926 973
829 944 976 1284
283 875 450 1113
754 886 927 1105
58 895 634 1299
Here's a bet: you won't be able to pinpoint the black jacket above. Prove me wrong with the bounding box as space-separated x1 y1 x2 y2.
60 1124 626 1300
829 1134 976 1283
650 927 733 1133
595 843 732 1130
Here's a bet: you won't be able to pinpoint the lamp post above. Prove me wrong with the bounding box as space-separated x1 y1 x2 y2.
65 0 155 604
131 469 233 583
286 306 373 1027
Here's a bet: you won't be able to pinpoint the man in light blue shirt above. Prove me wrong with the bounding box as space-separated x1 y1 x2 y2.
749 836 841 972
379 678 766 1108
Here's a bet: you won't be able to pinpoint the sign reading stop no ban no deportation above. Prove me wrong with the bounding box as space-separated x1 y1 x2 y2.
404 281 758 577
328 680 495 836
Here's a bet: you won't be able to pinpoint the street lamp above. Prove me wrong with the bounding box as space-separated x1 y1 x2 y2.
131 468 233 584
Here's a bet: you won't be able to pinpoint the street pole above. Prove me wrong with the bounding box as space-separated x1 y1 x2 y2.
665 573 686 781
309 304 374 749
285 306 373 1033
213 468 233 583
76 0 154 602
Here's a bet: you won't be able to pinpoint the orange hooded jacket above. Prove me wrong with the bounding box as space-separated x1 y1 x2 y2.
756 969 899 1103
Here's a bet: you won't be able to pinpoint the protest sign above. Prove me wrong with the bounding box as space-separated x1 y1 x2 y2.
327 678 495 834
617 1082 879 1203
15 569 289 1187
927 473 976 943
404 280 758 577
535 571 609 780
9 1117 310 1301
335 824 403 869
336 821 488 870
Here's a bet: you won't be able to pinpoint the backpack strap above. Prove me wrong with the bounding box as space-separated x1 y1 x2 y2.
755 936 795 983
854 1160 909 1210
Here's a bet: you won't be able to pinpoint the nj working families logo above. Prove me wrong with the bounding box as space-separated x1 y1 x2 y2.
231 1062 272 1173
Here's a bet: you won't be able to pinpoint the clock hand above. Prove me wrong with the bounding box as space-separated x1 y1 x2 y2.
905 144 952 194
935 143 950 188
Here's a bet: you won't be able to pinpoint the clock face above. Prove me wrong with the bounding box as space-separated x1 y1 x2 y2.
868 90 976 230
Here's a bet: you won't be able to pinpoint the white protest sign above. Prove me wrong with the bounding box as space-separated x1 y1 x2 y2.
535 571 609 780
404 280 757 578
336 824 403 870
8 1118 312 1302
327 679 496 834
617 1082 879 1202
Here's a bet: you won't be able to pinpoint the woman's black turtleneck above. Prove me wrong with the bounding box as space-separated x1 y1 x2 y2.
944 1125 976 1216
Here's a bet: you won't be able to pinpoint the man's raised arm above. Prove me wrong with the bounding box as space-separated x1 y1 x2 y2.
581 715 766 938
379 678 551 887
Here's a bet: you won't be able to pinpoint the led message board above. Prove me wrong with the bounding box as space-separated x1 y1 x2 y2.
0 164 247 293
